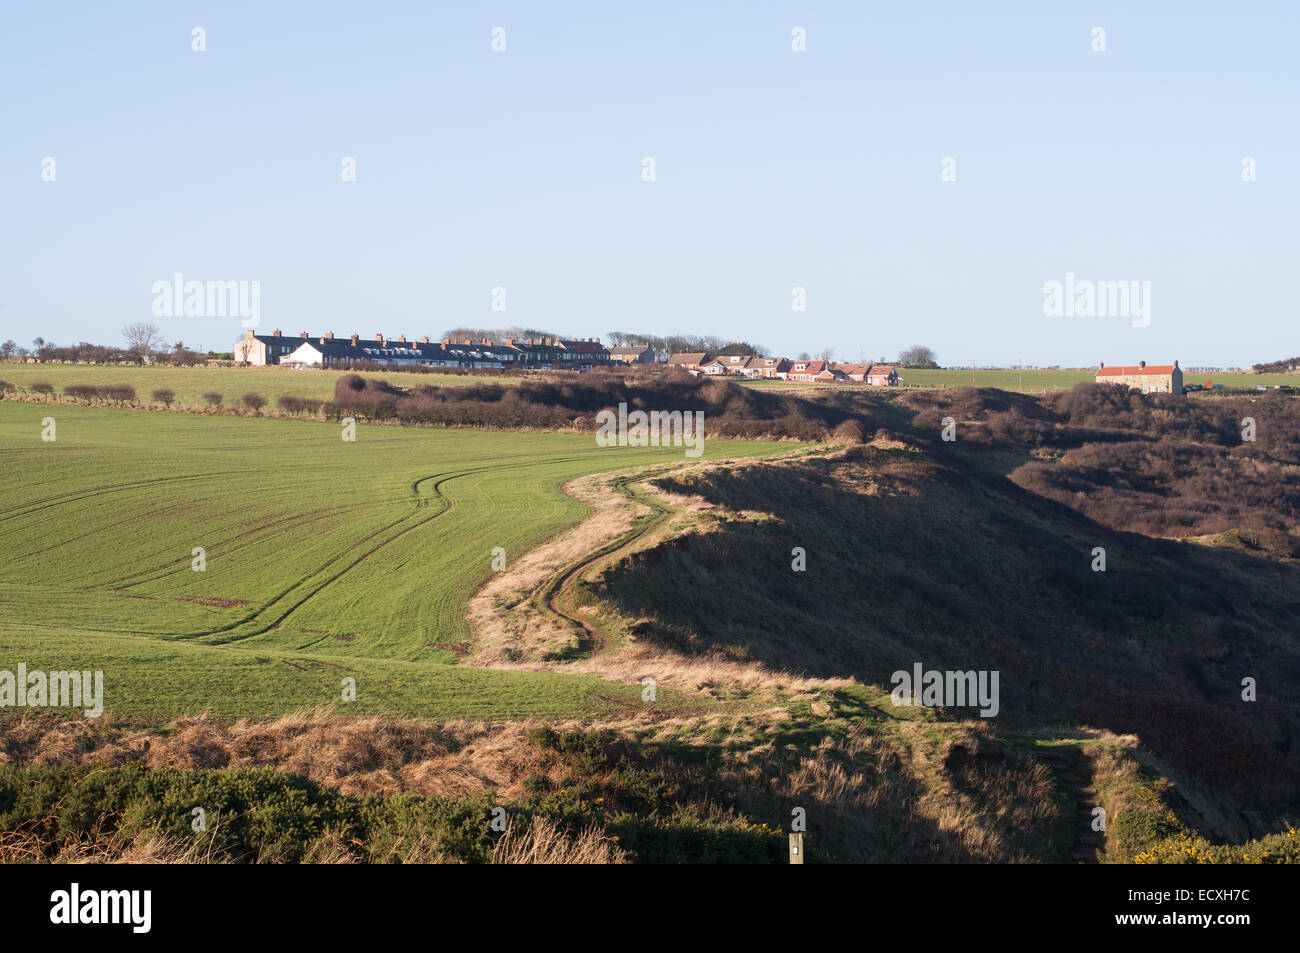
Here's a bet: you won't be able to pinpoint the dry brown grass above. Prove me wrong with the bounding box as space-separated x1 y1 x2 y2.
490 816 623 864
0 710 580 800
466 455 855 699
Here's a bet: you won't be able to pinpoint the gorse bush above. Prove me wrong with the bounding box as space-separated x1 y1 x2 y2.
0 763 495 864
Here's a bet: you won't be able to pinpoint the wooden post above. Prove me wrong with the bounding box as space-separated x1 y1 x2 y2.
789 832 804 864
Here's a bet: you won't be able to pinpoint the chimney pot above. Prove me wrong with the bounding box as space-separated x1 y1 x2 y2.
1140 360 1146 368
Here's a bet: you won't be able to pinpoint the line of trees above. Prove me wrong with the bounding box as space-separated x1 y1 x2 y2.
1 324 212 365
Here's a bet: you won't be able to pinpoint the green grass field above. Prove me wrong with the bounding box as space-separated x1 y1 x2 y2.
6 362 1294 407
0 363 489 408
742 368 1096 392
745 367 1299 393
0 403 788 721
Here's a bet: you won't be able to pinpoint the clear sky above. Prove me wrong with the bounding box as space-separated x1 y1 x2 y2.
2 1 1295 367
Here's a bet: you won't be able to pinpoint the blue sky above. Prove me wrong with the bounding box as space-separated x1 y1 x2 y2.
2 1 1295 366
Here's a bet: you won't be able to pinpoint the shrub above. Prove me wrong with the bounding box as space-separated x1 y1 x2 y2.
241 392 267 414
277 395 324 416
203 392 223 407
832 419 867 444
152 389 175 407
31 381 54 396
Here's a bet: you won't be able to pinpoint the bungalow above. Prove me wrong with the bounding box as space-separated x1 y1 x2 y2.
816 366 851 383
837 363 871 382
608 344 653 365
786 360 827 383
744 356 791 379
865 364 900 386
699 358 730 375
666 352 712 372
1095 360 1183 394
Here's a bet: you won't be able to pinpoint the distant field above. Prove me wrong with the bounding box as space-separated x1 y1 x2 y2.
0 403 789 721
0 363 492 407
745 367 1300 393
743 368 1093 392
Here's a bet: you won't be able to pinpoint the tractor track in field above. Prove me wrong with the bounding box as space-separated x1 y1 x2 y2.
0 472 254 532
200 454 599 649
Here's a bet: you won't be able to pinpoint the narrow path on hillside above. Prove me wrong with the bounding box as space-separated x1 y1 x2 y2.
540 468 678 658
1041 749 1105 863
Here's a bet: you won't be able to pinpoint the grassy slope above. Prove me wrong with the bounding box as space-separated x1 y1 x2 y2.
592 443 1300 817
0 402 788 720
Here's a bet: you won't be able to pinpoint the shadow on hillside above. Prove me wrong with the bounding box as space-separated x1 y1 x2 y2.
598 443 1300 814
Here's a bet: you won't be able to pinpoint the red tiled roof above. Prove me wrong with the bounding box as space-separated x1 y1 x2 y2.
1097 364 1176 376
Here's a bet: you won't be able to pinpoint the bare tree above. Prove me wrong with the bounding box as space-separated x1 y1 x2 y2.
817 347 836 362
122 322 163 355
898 345 938 368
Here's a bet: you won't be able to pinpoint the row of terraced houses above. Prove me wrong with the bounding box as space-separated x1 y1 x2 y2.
236 330 612 371
235 330 903 384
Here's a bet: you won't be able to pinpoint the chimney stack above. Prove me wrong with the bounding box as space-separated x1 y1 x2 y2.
420 336 429 344
376 333 384 344
326 332 334 339
350 334 358 346
399 334 407 343
301 331 308 338
1139 360 1146 368
273 329 282 337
